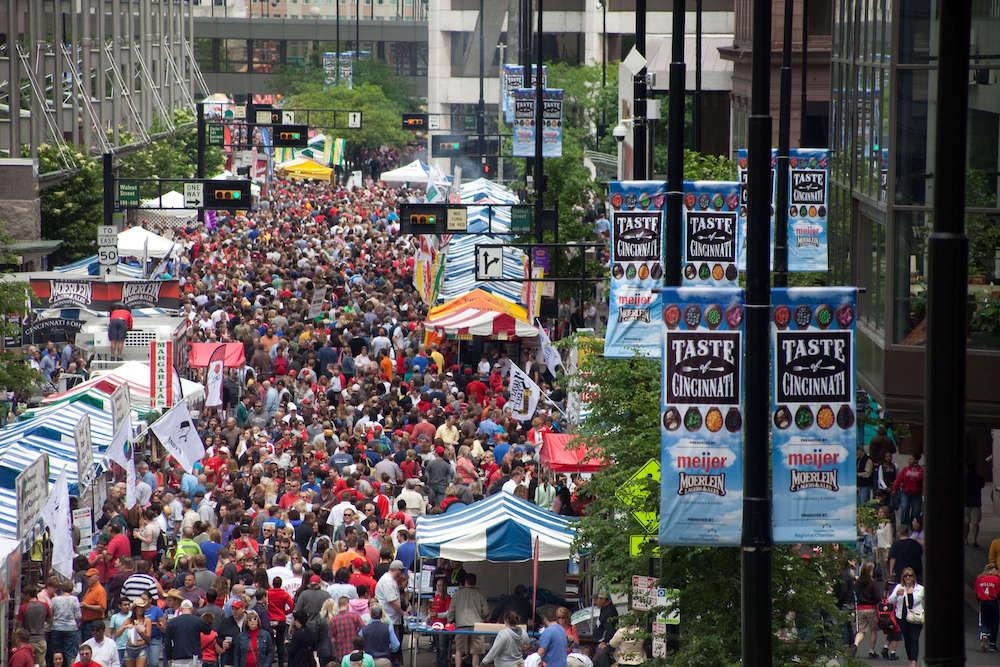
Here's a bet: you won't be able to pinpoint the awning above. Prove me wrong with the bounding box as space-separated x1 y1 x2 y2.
40 361 206 408
275 157 332 181
424 289 538 339
415 492 575 562
539 433 608 473
117 227 179 258
188 343 246 368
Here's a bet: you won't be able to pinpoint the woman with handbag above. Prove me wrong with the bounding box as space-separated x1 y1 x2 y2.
888 567 924 666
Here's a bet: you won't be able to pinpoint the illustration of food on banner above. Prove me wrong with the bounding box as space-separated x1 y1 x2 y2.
660 287 744 546
682 181 740 286
771 287 856 543
605 181 666 358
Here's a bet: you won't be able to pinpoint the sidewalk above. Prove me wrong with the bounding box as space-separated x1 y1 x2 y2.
963 480 998 612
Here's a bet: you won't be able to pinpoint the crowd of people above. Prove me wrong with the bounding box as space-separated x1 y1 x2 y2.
11 176 619 667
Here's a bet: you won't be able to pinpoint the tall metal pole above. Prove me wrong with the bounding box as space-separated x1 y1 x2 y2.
103 153 114 228
336 0 341 84
355 0 360 60
197 102 206 225
479 0 486 177
799 0 807 145
924 2 972 665
773 0 793 287
694 0 702 153
743 0 773 661
664 0 685 287
533 0 544 244
632 0 647 179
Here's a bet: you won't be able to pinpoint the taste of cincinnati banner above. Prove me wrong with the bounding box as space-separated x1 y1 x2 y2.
682 181 741 287
605 181 666 358
771 287 857 543
736 148 830 272
511 88 562 158
659 287 744 546
502 64 546 124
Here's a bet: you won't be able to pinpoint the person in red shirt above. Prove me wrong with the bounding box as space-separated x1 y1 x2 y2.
267 577 295 665
892 456 925 526
976 563 1000 651
429 577 451 623
349 558 378 595
10 630 34 667
103 523 131 583
108 306 133 361
400 449 422 480
229 525 260 556
278 479 301 510
465 377 488 405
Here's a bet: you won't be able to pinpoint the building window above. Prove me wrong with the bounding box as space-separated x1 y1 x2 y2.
808 0 832 36
252 40 282 73
858 211 885 331
222 39 249 73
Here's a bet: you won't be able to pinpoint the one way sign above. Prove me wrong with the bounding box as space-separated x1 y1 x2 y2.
475 246 504 280
184 182 204 208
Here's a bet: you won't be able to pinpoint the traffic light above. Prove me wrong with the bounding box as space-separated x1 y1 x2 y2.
273 124 308 147
399 204 449 234
204 180 252 209
431 135 465 158
482 156 497 178
402 113 428 131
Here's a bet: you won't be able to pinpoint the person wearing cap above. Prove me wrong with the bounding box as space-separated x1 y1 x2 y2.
593 590 619 650
373 561 406 633
447 573 491 667
215 598 247 667
165 599 211 666
294 574 331 624
80 569 107 642
120 597 152 667
395 479 425 518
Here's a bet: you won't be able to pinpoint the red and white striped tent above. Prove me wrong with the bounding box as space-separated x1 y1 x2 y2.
423 289 538 339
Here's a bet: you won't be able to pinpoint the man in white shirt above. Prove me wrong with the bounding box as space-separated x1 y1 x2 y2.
374 560 406 628
267 553 295 587
82 620 120 667
326 497 359 530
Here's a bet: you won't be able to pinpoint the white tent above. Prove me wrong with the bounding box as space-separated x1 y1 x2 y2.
117 227 180 258
138 191 196 220
379 160 431 184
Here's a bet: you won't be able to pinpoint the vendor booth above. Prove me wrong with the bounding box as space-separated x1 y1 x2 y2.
188 342 247 368
539 433 608 473
423 290 538 339
275 157 333 181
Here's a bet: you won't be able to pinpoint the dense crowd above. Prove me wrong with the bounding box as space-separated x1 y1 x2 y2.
13 177 611 667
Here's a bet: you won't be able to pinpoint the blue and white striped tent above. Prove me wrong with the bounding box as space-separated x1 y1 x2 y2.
53 255 146 278
415 492 575 562
0 487 19 541
436 179 528 304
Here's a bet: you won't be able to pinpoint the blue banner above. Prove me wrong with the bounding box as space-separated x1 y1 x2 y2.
511 88 562 158
502 65 546 124
659 287 744 546
682 181 741 287
736 148 830 272
771 287 857 543
605 181 666 358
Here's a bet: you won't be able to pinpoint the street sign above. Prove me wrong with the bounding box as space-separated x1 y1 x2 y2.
476 246 504 280
631 575 657 610
256 109 274 125
232 106 246 120
282 110 295 124
616 458 661 533
429 115 441 130
98 247 119 267
629 534 661 557
464 114 477 131
510 205 533 233
347 111 363 129
447 207 468 232
207 124 225 146
97 225 117 247
117 180 139 207
16 454 49 542
184 182 204 208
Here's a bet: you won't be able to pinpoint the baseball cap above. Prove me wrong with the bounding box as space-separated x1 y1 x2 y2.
352 557 365 568
435 446 444 455
287 403 297 410
180 600 194 610
389 560 405 571
85 568 99 576
231 600 245 610
310 574 323 584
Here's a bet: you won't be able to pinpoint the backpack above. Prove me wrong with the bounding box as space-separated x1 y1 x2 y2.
876 599 899 633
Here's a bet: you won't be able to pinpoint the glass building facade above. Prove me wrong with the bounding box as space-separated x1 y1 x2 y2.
830 0 1000 430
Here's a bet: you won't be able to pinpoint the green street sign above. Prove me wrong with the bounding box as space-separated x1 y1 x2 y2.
117 180 140 208
207 124 225 147
510 205 533 233
464 114 477 131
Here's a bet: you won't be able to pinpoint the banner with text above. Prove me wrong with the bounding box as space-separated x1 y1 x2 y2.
605 181 667 358
682 181 741 287
502 65 546 123
771 287 856 543
660 287 744 546
736 148 830 272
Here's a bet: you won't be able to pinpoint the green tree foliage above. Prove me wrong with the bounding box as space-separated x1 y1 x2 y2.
36 109 224 263
0 223 39 394
561 336 850 666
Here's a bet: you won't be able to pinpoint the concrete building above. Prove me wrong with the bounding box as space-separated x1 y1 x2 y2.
829 0 1000 453
426 0 736 154
719 0 833 151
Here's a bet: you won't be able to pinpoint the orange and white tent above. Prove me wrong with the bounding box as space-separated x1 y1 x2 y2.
423 289 538 339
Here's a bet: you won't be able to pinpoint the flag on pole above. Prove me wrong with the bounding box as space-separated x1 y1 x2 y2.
41 465 74 578
507 363 541 421
107 383 136 508
536 320 563 377
205 344 226 408
150 400 206 473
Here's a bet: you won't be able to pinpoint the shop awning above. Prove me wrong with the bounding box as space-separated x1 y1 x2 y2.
539 432 608 473
188 343 246 368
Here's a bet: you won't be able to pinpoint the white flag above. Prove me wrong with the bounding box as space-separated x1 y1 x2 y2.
536 321 563 377
507 363 541 421
205 344 226 408
150 400 206 473
107 383 137 508
41 465 74 578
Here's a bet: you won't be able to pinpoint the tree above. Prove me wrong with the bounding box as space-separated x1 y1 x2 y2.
0 223 39 395
559 336 849 665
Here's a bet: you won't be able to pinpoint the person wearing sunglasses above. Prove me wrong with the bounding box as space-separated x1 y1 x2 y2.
887 568 924 667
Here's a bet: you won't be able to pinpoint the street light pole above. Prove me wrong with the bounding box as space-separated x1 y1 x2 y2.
632 0 647 179
533 0 544 244
773 0 794 287
694 0 702 153
479 0 486 178
743 0 774 661
336 0 341 84
664 0 685 287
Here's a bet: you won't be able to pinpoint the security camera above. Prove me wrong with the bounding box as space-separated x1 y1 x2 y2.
612 124 627 142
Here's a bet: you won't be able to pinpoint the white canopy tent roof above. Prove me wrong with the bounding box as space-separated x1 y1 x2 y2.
117 227 180 258
138 191 195 219
379 160 433 184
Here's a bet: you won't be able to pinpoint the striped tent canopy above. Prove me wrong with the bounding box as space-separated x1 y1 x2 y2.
436 179 527 304
53 255 146 278
416 492 575 562
39 360 206 409
0 488 18 541
423 289 538 339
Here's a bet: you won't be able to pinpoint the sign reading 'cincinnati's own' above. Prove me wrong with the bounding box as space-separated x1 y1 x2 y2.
775 331 851 404
665 332 741 405
612 211 662 262
685 211 737 263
